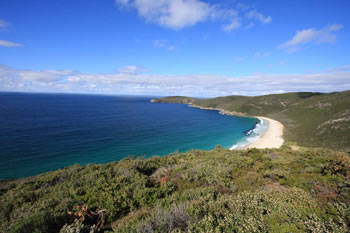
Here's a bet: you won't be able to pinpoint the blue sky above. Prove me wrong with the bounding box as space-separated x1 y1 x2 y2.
0 0 349 97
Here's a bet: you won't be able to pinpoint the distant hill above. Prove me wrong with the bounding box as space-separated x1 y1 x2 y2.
153 90 350 152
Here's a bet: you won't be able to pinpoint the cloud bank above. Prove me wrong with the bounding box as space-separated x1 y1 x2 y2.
1 65 349 97
116 0 271 31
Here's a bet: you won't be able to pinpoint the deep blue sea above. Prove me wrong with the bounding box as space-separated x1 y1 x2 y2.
0 92 258 179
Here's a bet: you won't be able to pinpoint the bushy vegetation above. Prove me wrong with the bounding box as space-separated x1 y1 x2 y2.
153 90 350 151
1 147 349 232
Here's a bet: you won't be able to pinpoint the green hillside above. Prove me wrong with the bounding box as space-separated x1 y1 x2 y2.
0 147 349 232
153 91 350 151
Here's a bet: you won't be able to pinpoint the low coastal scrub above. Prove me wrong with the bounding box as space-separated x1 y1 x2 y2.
0 146 349 232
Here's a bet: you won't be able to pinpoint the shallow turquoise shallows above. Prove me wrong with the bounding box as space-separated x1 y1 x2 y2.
0 93 258 179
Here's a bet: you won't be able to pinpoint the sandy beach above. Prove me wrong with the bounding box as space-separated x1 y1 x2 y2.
244 116 284 149
186 104 285 149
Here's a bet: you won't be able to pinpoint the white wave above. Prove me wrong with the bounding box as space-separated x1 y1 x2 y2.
230 118 268 150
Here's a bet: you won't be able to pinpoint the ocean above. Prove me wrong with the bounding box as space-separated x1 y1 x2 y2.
0 92 260 179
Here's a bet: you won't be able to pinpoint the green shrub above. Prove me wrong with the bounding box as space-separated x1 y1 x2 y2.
10 211 67 233
1 148 349 232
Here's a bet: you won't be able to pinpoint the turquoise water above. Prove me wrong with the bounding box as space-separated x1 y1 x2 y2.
0 93 258 179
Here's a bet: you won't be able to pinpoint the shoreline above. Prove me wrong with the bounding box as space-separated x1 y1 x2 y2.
150 99 285 149
187 104 284 149
188 104 247 117
242 116 284 149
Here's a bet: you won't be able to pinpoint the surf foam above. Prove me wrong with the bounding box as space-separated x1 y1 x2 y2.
230 118 269 150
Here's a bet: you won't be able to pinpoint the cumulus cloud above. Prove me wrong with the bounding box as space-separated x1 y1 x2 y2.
279 24 343 52
1 64 349 97
0 40 23 47
246 10 272 24
116 0 271 31
116 0 211 30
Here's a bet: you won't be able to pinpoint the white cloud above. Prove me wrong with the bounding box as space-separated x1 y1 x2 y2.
1 64 349 97
116 0 270 31
283 29 317 47
279 24 343 51
117 0 211 30
324 65 350 73
0 40 23 47
210 7 238 20
246 10 272 24
222 18 241 31
117 65 149 74
0 19 9 29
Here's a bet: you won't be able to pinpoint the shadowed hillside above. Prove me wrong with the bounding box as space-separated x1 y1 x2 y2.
153 91 350 152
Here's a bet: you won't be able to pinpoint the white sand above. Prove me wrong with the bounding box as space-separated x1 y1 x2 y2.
245 117 284 149
186 104 285 149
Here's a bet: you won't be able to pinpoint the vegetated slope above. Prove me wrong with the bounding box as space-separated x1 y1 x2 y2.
151 96 197 104
0 147 349 232
274 91 350 151
153 91 350 151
